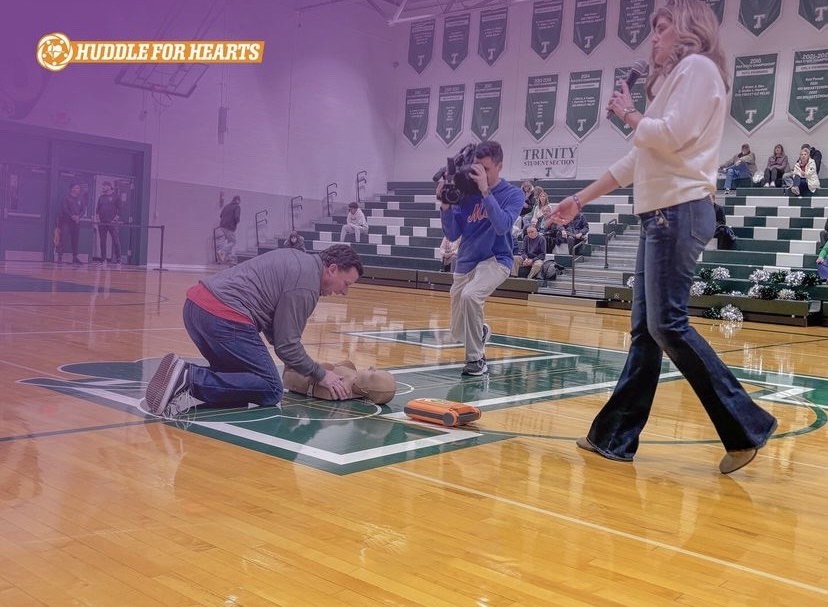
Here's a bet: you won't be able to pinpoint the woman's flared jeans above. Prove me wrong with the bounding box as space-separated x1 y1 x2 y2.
585 198 776 460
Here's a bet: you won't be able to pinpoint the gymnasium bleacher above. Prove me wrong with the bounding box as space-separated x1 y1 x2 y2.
253 180 828 325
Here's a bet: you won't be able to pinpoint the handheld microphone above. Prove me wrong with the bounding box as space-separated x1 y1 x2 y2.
607 59 649 119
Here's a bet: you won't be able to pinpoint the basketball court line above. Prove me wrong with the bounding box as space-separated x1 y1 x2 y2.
390 467 828 598
0 327 187 336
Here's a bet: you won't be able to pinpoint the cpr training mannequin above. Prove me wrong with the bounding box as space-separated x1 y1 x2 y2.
283 360 397 405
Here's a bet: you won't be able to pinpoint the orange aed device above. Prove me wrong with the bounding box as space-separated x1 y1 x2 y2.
403 398 482 427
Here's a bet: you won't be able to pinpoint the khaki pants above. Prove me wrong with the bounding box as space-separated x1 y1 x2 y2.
450 257 509 362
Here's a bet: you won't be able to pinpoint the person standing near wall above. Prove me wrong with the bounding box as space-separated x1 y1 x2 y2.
218 195 241 265
57 183 84 265
96 181 122 265
549 0 777 474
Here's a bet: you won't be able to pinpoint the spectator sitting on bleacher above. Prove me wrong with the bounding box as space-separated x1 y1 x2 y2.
720 143 756 194
548 212 589 255
511 225 546 279
340 201 369 243
762 144 788 188
788 147 820 197
817 217 828 251
283 230 306 252
439 235 460 272
528 187 550 230
816 239 828 281
520 181 536 218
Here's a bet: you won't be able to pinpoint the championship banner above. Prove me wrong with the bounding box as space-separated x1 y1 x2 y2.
436 84 466 145
730 53 777 133
618 0 653 50
408 19 435 74
565 70 602 140
471 80 502 141
443 14 470 70
701 0 726 23
738 0 782 36
608 65 648 138
788 49 828 131
573 0 607 56
525 74 558 141
478 7 508 66
531 0 564 60
799 0 828 30
403 87 430 146
520 145 578 179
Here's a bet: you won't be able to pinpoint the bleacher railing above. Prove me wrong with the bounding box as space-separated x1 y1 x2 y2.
568 239 587 296
356 170 367 204
326 182 338 216
79 222 167 271
604 219 618 269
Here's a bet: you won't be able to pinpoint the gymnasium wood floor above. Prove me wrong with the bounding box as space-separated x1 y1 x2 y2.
2 261 828 607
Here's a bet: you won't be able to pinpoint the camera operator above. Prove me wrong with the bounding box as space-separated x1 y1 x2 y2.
437 140 524 376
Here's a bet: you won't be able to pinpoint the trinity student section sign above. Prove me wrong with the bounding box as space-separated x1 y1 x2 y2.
403 88 430 146
408 19 434 74
608 65 648 138
788 49 828 131
738 0 781 36
618 0 653 50
566 70 602 140
520 146 578 179
531 0 563 60
443 14 470 70
730 53 777 133
478 8 508 66
573 0 606 55
525 75 558 141
437 84 465 145
472 81 502 141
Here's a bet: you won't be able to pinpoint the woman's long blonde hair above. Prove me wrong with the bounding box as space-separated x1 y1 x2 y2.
646 0 729 100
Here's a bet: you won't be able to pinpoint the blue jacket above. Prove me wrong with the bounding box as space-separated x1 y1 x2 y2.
440 179 524 274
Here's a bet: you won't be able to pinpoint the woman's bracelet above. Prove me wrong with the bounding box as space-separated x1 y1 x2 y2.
573 193 584 211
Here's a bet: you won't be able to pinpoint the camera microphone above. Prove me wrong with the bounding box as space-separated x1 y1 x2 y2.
606 59 648 119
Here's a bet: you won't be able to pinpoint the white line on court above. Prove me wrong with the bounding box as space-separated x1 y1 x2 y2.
390 467 828 597
0 327 186 336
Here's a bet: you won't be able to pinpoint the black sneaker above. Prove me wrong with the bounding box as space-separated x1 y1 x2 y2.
146 354 183 414
461 359 488 376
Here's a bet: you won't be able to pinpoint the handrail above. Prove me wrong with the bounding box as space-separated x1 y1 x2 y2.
290 196 303 232
603 219 618 269
326 182 338 217
569 239 587 296
255 209 268 248
84 222 167 270
356 170 367 204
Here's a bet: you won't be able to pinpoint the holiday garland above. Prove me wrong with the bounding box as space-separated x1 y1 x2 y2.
626 267 820 321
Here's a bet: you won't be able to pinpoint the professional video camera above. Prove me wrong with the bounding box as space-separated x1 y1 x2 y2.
432 143 480 205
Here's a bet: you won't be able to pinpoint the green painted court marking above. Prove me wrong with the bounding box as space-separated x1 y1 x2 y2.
17 329 827 474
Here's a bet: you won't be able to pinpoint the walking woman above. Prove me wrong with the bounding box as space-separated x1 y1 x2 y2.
549 0 777 474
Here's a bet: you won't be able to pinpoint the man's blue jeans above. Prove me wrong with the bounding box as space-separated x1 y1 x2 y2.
723 163 751 190
585 199 776 460
183 300 283 406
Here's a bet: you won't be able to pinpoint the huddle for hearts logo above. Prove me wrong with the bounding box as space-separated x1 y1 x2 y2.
36 33 73 72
